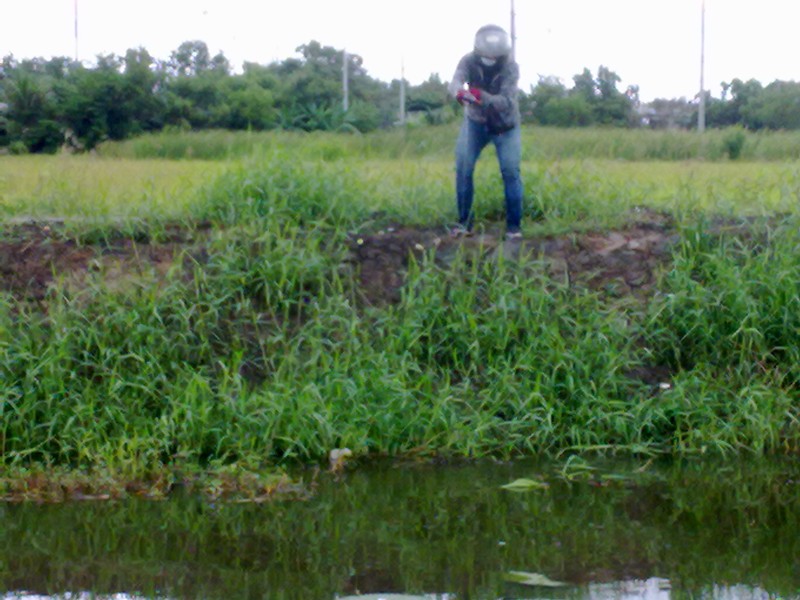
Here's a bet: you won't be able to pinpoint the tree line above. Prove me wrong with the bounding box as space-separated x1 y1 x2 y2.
1 39 798 153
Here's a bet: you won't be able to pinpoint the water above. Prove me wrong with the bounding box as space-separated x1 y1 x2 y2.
2 458 799 599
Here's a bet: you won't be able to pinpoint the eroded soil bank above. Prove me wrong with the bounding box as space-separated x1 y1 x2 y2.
1 211 677 306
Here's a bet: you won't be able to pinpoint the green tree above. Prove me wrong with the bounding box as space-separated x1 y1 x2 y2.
164 73 224 128
169 40 211 77
527 76 569 125
270 41 394 132
220 76 277 130
122 48 164 133
526 68 634 127
407 74 448 112
707 78 763 128
563 66 634 126
571 68 597 104
0 62 9 146
593 66 634 126
5 72 62 152
543 95 594 127
277 42 345 111
163 41 233 129
742 80 800 130
242 62 280 89
58 55 144 149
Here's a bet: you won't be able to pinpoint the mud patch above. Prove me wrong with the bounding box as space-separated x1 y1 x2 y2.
0 221 201 301
0 225 95 301
348 214 677 305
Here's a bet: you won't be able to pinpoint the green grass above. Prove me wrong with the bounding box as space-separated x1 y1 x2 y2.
0 154 220 221
5 143 800 233
95 125 800 162
3 129 800 494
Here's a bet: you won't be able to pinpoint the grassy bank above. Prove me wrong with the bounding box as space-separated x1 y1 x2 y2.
3 132 800 497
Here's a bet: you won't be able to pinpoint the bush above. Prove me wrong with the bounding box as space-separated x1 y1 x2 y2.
723 127 746 160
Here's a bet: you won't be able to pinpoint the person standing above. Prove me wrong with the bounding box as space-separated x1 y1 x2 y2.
448 24 524 240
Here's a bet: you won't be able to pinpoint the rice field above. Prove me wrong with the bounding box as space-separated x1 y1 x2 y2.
0 155 220 222
2 126 800 498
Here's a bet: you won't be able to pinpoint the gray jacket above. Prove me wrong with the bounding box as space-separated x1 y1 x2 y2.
448 53 521 134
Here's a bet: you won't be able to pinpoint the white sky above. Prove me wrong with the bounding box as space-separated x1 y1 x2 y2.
1 0 799 102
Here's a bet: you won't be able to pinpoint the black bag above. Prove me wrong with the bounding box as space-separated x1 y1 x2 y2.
486 105 515 135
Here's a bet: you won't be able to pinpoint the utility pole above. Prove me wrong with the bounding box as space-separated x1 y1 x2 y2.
399 60 406 125
698 0 706 133
510 0 517 61
342 49 349 112
74 0 79 62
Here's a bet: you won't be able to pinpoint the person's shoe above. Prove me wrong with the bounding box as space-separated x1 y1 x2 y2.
504 229 523 241
449 224 473 238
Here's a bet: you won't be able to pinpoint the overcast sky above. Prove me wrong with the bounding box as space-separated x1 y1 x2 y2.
2 0 799 102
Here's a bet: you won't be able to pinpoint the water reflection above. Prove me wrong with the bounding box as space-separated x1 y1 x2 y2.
2 595 167 599
1 581 786 599
2 458 799 599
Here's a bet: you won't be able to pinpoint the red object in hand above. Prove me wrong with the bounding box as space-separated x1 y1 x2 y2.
457 88 482 105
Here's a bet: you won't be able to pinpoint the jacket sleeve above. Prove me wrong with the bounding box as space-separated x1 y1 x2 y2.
447 55 471 98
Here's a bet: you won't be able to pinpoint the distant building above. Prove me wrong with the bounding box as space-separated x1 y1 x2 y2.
636 104 656 127
639 98 694 129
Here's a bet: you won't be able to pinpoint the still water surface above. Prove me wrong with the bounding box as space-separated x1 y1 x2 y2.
2 458 799 599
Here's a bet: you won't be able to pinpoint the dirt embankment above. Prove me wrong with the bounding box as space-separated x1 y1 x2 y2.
1 211 677 306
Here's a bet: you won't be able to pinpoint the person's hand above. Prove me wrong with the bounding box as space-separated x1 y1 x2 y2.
456 88 482 105
468 87 483 104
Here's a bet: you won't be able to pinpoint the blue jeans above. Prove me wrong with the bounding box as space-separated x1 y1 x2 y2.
455 118 523 232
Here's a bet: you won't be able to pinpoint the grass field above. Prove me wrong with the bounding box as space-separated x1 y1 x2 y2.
0 155 220 222
2 127 800 499
4 148 800 232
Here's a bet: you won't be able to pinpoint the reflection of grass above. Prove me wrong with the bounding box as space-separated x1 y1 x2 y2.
0 463 306 503
3 459 800 598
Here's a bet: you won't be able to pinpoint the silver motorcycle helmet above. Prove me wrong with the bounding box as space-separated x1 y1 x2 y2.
473 24 511 66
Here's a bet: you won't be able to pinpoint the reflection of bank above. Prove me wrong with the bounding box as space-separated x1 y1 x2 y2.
334 581 779 600
2 595 174 599
337 594 454 599
580 578 672 600
580 578 772 600
1 585 779 600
